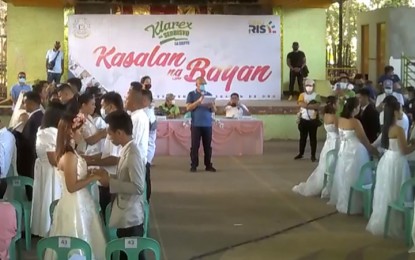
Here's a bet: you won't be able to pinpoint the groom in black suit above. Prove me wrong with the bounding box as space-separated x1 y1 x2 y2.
356 88 380 143
18 91 44 200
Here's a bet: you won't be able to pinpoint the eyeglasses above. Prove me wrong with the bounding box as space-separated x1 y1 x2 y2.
18 75 25 79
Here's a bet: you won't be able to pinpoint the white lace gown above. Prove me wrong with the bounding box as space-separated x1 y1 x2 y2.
328 129 372 214
31 127 61 237
292 124 339 197
367 139 411 238
45 154 106 260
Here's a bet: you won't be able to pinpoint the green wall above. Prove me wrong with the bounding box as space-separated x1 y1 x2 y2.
280 8 327 92
256 114 326 141
6 5 64 96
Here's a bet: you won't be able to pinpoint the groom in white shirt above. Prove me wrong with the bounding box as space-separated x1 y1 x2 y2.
97 110 146 260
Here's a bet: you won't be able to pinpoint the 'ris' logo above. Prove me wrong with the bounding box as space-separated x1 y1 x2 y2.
249 21 277 34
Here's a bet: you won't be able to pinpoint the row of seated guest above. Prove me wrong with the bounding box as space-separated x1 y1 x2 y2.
156 92 250 119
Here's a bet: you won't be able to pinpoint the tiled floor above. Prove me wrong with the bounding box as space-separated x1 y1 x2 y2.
21 141 415 259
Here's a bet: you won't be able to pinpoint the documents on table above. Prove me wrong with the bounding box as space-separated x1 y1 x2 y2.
201 96 216 105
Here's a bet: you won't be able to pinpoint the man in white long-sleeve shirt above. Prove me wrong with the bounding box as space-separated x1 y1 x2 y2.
125 82 151 201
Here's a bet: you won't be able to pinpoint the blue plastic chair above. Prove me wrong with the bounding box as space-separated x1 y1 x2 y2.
384 178 415 246
4 176 34 250
143 184 149 238
347 161 376 218
105 202 118 241
37 236 92 260
323 149 337 190
105 237 161 260
1 200 23 260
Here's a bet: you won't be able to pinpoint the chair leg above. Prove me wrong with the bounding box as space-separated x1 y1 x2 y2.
384 206 392 238
363 191 371 219
405 209 414 247
323 174 328 188
347 188 354 215
24 209 31 250
9 241 15 260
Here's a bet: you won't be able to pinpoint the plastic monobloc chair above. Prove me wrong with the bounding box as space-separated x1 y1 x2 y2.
322 149 338 191
37 236 92 260
105 237 161 260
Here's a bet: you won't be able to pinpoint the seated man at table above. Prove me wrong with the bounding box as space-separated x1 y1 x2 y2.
225 93 250 118
158 93 180 119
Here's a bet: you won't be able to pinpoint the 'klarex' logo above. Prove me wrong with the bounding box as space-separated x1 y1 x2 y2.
248 21 276 34
145 21 192 46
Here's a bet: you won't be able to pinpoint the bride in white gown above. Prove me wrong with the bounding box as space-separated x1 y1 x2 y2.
328 97 379 214
293 96 339 197
367 101 414 238
45 113 106 260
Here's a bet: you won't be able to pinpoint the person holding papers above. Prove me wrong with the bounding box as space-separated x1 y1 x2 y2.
225 93 250 118
186 77 217 173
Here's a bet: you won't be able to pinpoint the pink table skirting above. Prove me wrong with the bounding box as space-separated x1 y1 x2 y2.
156 119 264 156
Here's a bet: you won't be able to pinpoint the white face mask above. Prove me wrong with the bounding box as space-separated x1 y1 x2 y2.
171 100 175 105
384 88 393 95
100 108 106 119
305 86 313 93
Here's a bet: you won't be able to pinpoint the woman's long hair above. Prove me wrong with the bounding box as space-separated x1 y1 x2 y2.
55 113 85 162
381 101 401 149
324 96 337 114
340 97 359 119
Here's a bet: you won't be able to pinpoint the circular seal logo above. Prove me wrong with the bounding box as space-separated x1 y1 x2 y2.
73 18 91 39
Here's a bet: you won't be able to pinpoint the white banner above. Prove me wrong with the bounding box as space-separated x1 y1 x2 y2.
68 15 281 100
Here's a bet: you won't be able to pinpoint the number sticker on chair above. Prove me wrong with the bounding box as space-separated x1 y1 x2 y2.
125 238 137 248
58 237 71 248
12 179 21 186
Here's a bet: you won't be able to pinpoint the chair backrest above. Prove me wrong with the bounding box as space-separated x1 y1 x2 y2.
398 178 415 207
49 199 59 221
355 161 375 186
5 176 34 202
37 236 92 260
325 149 338 175
105 237 161 260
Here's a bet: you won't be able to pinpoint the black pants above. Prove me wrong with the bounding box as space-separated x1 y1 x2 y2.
47 72 62 84
289 70 304 95
145 163 151 203
0 179 6 199
190 126 213 168
298 119 318 158
117 224 146 260
99 186 111 222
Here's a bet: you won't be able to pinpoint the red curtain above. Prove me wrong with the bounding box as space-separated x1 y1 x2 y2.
150 5 178 14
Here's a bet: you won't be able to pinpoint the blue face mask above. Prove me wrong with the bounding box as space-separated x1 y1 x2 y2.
18 78 26 84
200 84 206 92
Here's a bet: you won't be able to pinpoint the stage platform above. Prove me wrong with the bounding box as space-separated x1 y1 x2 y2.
0 100 301 116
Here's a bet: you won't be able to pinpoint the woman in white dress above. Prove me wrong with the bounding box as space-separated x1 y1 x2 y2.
8 92 28 130
31 102 66 237
77 92 107 155
293 96 339 197
328 97 379 214
367 101 415 237
45 113 106 260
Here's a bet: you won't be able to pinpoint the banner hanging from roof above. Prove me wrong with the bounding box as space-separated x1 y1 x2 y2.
68 15 281 100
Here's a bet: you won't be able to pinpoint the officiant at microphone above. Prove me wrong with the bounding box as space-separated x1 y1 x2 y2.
186 77 217 173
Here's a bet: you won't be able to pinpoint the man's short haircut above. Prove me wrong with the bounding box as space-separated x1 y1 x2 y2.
105 110 133 136
57 83 75 94
24 91 41 105
231 93 239 98
130 81 143 92
18 72 26 77
358 88 370 97
32 83 45 95
67 78 82 92
102 91 124 111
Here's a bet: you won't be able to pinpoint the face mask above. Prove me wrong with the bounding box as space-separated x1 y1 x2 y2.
384 88 393 95
171 100 175 105
200 84 206 92
100 108 107 119
19 78 26 84
305 86 313 93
